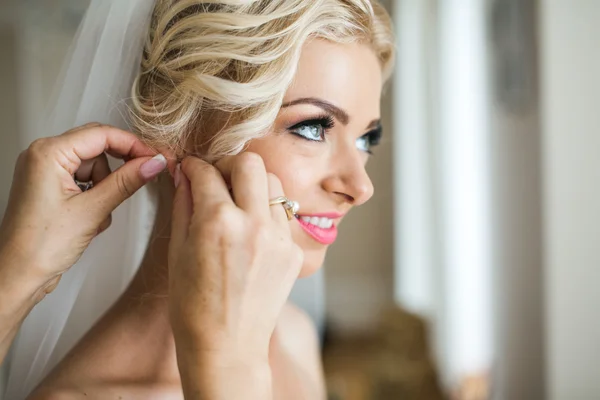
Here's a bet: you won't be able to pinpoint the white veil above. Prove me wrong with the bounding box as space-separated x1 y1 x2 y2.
5 1 158 398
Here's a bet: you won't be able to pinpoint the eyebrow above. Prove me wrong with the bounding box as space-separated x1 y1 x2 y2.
281 97 350 125
366 119 381 131
281 97 382 131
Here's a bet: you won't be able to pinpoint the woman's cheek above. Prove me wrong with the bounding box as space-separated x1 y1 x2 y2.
246 137 321 202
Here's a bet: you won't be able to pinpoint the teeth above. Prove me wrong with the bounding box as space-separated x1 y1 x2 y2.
301 216 334 229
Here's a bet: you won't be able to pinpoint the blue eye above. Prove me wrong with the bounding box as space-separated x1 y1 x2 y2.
356 125 383 154
356 136 371 153
288 116 335 142
292 124 324 141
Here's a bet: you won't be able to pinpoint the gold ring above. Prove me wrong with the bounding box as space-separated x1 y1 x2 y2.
269 196 299 221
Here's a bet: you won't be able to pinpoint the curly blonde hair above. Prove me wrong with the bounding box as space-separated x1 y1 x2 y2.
131 0 395 162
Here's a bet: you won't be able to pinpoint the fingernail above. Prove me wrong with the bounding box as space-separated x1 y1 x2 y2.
140 154 167 180
174 164 181 188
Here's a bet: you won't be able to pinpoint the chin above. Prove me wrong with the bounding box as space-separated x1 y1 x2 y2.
298 249 326 278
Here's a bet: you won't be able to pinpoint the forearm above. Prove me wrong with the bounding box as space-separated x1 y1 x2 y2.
0 244 47 363
176 347 272 400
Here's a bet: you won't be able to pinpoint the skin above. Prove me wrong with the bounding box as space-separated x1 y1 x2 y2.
29 39 383 399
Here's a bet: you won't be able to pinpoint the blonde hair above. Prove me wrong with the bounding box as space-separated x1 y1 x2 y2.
131 0 395 162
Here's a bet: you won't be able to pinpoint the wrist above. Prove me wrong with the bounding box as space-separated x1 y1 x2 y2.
173 331 271 370
170 316 271 362
0 241 57 309
176 347 272 400
0 244 48 358
197 349 271 372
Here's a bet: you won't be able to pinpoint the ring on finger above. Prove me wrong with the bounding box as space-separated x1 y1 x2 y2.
269 196 299 221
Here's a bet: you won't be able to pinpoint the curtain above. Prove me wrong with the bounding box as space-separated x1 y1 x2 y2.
392 0 494 390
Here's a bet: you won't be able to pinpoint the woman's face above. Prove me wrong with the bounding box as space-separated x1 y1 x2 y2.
246 39 384 277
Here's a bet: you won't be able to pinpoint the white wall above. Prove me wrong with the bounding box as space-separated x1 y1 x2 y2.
540 1 600 398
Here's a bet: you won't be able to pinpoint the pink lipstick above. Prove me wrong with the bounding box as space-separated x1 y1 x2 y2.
295 214 341 245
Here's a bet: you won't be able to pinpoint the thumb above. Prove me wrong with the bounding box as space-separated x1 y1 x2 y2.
85 154 167 219
169 165 194 268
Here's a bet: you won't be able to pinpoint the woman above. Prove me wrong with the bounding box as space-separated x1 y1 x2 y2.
3 0 395 398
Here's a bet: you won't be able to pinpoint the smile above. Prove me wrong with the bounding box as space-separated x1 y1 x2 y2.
296 215 338 245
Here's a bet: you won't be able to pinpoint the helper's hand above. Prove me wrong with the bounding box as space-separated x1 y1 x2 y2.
0 123 168 294
168 154 303 399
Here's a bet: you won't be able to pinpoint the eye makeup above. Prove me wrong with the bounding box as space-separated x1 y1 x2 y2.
287 114 335 142
285 113 383 154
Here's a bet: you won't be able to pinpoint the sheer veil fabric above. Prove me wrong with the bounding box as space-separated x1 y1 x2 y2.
5 1 158 398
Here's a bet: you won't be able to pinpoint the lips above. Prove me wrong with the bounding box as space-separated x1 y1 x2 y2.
295 214 340 245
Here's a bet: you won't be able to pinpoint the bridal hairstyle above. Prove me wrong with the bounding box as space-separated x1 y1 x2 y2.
131 0 395 163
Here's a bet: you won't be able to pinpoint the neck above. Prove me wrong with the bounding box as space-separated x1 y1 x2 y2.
109 176 180 384
127 176 175 302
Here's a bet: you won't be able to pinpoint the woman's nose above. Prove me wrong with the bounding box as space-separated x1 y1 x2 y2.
322 151 374 206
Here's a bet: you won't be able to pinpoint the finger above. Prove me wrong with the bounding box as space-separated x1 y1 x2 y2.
266 173 289 224
63 122 103 135
180 157 233 214
169 165 193 267
56 124 157 175
153 148 179 178
214 153 269 217
81 154 167 220
75 153 111 184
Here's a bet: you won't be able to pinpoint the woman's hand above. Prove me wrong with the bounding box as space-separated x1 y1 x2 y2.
168 154 303 399
0 123 168 294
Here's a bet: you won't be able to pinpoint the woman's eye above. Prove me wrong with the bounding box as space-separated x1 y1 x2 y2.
290 124 325 142
288 116 334 142
356 135 371 153
357 126 382 154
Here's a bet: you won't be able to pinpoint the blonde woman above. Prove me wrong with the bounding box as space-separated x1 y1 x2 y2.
1 0 395 398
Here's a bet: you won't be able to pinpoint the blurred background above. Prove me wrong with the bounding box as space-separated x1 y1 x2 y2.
0 0 599 399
